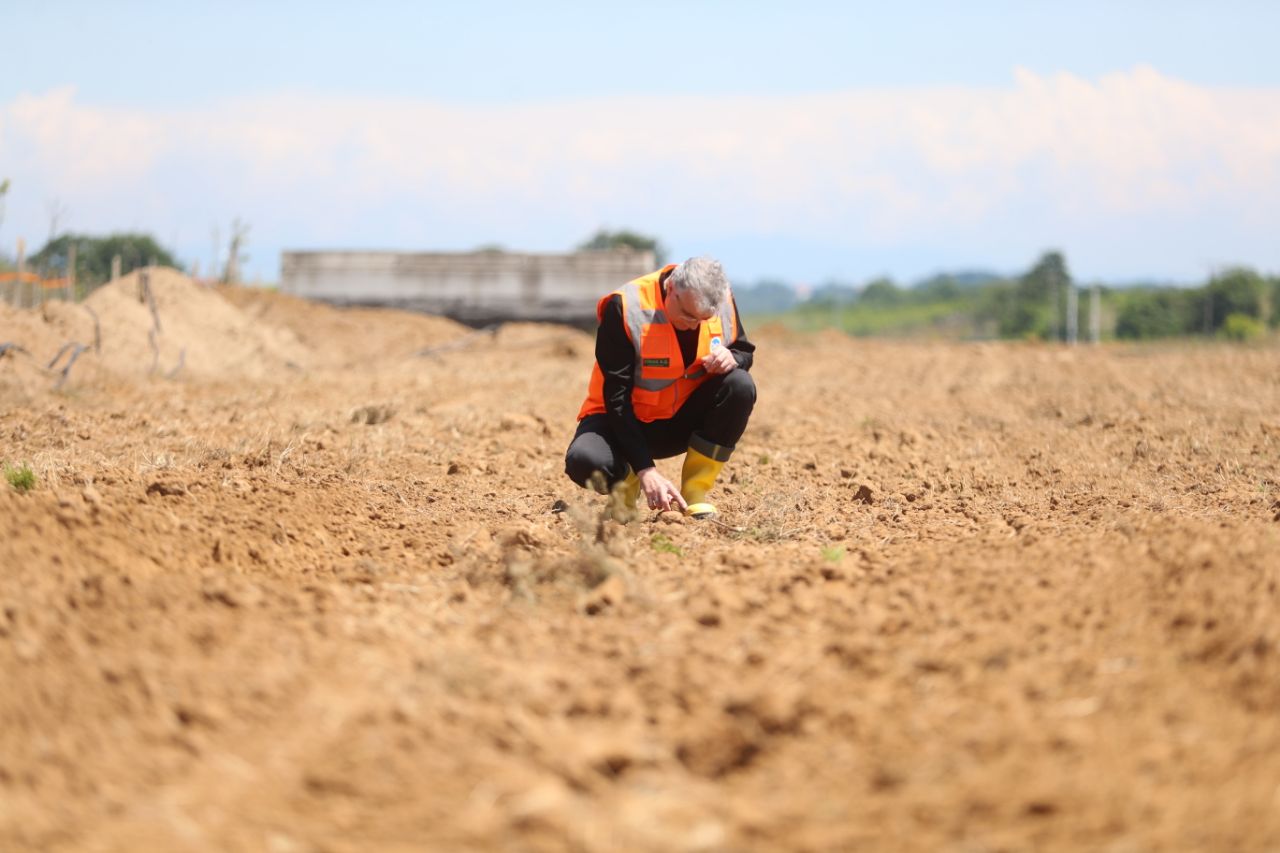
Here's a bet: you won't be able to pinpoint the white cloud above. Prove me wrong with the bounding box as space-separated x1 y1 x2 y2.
2 68 1279 276
4 87 166 187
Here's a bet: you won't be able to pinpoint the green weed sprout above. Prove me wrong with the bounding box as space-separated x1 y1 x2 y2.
4 463 36 493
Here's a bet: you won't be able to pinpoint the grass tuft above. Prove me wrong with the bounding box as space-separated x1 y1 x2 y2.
4 463 36 493
651 533 683 557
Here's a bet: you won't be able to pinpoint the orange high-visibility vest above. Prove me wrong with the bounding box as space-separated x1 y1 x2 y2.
577 265 739 423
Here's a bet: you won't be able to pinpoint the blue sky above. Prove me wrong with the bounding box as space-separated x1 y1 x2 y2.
4 1 1280 285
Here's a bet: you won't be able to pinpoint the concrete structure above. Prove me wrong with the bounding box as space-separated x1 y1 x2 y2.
280 249 656 325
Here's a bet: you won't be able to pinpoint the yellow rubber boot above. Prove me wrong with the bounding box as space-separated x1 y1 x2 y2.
681 447 726 519
603 469 642 522
620 469 641 509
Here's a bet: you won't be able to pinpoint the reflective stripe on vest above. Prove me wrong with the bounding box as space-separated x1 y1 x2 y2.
620 279 672 392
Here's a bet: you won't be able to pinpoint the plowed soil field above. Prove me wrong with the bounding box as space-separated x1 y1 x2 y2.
3 271 1279 851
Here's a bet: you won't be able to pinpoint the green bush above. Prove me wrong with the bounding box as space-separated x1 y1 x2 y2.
27 232 181 285
1114 289 1201 339
578 229 666 265
1220 313 1266 342
4 463 36 493
1206 268 1268 330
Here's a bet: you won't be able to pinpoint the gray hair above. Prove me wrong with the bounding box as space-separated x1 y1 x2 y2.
668 256 729 316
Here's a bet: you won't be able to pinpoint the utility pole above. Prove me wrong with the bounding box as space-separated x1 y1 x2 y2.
1066 281 1078 345
1064 280 1075 343
1090 284 1101 344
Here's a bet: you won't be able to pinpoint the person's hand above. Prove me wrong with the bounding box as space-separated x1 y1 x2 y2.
700 347 736 375
637 467 688 513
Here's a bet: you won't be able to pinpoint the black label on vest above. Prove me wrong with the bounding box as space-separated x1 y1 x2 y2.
642 357 670 367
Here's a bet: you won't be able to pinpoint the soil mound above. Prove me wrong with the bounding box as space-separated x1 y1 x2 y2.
81 268 311 379
219 285 471 366
0 299 97 357
0 300 104 400
492 321 594 359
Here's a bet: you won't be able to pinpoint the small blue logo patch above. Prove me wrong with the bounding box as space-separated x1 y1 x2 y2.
710 336 722 347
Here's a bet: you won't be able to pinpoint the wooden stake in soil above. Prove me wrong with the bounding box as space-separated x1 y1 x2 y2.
84 304 102 353
16 237 26 308
48 342 87 390
66 243 77 302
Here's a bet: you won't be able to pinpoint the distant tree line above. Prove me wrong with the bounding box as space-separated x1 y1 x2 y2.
1112 268 1275 341
27 233 181 284
735 252 1280 342
578 229 667 266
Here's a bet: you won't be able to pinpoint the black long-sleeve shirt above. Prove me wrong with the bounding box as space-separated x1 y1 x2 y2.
596 285 755 473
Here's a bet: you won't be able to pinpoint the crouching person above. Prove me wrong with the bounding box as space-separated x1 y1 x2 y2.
565 256 756 519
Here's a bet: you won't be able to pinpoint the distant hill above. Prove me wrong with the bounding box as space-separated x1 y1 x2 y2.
931 271 1003 288
734 279 799 314
737 269 1005 315
908 271 1003 301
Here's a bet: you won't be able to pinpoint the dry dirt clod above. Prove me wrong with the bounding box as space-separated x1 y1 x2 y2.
581 574 627 616
497 523 545 551
498 412 540 431
351 404 395 425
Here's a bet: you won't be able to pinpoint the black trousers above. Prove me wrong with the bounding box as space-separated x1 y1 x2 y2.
564 370 757 489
